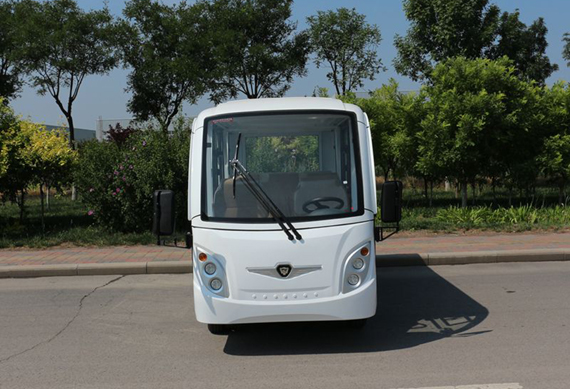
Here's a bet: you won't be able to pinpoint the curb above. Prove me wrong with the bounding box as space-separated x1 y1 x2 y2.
375 248 570 267
0 261 193 279
0 249 569 278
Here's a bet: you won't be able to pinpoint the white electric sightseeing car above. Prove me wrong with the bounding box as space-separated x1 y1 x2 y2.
165 97 401 334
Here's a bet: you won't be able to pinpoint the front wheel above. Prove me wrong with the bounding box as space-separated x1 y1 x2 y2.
208 324 231 335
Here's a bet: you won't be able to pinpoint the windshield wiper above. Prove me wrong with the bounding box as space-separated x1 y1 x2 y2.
230 133 302 241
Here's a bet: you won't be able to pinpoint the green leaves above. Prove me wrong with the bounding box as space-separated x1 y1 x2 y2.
394 0 557 84
563 33 570 67
341 79 421 180
417 57 545 206
122 0 209 131
0 1 23 102
0 103 76 212
12 0 120 145
75 125 190 232
307 8 384 96
203 0 309 103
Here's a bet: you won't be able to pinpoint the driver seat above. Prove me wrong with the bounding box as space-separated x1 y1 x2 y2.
293 172 350 216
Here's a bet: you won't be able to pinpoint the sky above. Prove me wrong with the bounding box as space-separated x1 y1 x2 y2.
10 0 570 130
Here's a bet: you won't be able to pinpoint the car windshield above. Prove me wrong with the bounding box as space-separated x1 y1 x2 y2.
202 112 362 222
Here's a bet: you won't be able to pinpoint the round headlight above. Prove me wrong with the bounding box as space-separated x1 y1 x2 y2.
204 262 216 275
210 278 223 291
352 258 365 270
347 274 360 286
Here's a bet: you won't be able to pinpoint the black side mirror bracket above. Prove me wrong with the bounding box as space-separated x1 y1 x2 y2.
374 223 400 242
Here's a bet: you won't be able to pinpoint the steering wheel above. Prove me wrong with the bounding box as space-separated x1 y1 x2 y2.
302 197 345 213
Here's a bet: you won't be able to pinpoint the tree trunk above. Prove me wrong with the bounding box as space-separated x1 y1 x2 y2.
471 182 476 206
18 191 26 223
40 185 45 234
66 114 76 150
559 183 565 205
66 115 77 201
423 178 428 202
46 186 50 210
429 181 433 208
492 178 497 205
461 182 468 208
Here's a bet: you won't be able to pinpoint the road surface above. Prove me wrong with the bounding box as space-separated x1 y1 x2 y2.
0 262 569 389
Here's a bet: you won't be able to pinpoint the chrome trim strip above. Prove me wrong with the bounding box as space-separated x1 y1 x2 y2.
247 265 322 279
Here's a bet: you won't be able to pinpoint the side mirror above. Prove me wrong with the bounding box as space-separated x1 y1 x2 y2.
381 181 402 223
153 190 175 243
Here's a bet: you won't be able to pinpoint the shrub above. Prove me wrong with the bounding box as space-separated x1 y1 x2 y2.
75 124 190 232
1 101 76 222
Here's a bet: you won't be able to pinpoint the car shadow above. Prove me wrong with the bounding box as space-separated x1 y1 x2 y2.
222 264 490 356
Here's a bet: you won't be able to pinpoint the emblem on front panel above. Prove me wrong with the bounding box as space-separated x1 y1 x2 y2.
276 264 292 278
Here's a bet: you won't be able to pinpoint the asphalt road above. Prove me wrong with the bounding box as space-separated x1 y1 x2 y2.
0 262 569 389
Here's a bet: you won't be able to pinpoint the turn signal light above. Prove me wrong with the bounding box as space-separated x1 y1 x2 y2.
360 247 369 256
198 252 208 262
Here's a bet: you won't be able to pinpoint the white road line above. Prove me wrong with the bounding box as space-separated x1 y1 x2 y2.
393 383 523 389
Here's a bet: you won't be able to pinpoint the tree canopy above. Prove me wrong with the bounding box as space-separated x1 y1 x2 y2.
417 56 543 207
14 0 120 147
202 0 309 103
121 0 209 132
563 33 570 67
342 80 421 180
0 1 23 102
307 7 384 96
394 0 557 84
488 12 558 84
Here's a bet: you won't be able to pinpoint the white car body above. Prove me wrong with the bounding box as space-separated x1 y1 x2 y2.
188 97 377 324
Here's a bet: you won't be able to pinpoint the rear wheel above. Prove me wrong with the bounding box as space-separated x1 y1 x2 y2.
208 324 231 335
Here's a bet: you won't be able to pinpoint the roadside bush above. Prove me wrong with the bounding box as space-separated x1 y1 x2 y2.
1 101 76 223
435 205 570 228
75 124 190 232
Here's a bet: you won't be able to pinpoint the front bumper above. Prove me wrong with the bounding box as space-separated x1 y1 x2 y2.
193 276 377 324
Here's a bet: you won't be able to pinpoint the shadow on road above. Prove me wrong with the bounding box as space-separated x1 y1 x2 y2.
223 265 489 356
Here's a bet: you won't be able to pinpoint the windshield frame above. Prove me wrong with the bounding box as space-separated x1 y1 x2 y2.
200 109 365 224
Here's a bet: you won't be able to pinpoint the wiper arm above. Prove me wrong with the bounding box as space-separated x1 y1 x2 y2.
232 133 242 199
230 154 302 241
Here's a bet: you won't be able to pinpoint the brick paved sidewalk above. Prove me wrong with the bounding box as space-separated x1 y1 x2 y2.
0 232 568 267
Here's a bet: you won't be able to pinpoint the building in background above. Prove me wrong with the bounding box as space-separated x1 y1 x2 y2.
44 124 96 142
95 116 136 141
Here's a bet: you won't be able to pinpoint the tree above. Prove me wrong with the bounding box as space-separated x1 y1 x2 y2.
418 57 540 208
121 0 209 132
0 1 23 102
203 0 309 103
342 80 421 181
538 135 570 205
394 0 500 81
22 123 77 231
0 101 34 221
307 8 384 96
488 12 558 85
394 0 557 84
538 82 570 204
15 0 119 148
563 33 570 67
